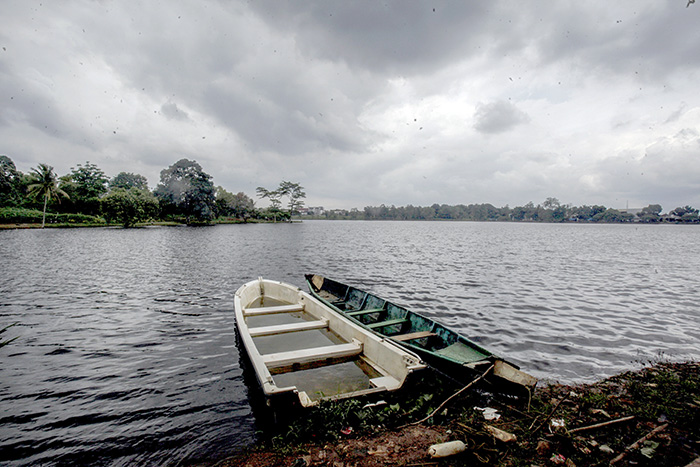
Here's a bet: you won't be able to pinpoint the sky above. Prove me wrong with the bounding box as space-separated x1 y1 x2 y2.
2 1 699 212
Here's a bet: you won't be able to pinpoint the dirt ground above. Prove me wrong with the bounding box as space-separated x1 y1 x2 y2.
214 425 449 467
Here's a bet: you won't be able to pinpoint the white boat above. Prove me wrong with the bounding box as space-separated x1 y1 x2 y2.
234 278 426 407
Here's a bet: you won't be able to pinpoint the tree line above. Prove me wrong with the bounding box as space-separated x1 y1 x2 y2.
320 198 700 223
0 155 305 227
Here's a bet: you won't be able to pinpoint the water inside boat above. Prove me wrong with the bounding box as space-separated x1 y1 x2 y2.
244 296 380 402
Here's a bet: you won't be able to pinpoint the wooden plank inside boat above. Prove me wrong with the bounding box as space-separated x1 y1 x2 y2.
248 319 329 337
391 330 437 342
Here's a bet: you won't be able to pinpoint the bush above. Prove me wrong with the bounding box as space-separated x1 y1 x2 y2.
0 207 103 225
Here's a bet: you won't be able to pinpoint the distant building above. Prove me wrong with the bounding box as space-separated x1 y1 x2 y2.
619 208 643 222
619 208 643 216
305 206 325 216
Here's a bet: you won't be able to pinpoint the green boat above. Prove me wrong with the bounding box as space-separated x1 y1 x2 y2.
305 274 536 391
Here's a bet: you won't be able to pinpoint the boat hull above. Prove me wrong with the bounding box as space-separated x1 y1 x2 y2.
305 274 536 391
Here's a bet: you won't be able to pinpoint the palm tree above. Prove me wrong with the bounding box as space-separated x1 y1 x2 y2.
27 164 69 228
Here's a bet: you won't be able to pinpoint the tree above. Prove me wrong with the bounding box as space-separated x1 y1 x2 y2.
215 187 255 220
637 204 662 223
27 163 69 228
0 155 24 207
70 161 108 199
278 181 306 220
542 197 561 209
256 186 283 222
592 208 634 223
570 205 606 222
669 206 699 222
154 159 216 224
110 172 148 191
58 161 108 215
101 187 159 227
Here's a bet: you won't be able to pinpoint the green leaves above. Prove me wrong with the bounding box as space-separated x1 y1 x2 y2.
257 181 307 222
154 159 216 224
102 187 158 227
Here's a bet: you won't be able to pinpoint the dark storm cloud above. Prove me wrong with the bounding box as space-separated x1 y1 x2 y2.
248 2 494 74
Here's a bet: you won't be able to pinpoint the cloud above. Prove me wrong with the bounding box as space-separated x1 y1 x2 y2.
160 102 190 122
473 101 530 134
2 1 700 210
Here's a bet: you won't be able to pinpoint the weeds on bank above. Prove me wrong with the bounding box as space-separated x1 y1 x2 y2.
267 369 469 449
261 362 699 466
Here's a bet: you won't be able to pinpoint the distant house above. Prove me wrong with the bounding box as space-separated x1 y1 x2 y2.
620 208 643 216
305 206 325 216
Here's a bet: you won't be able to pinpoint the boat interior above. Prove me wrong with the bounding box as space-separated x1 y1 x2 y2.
240 295 404 405
308 275 492 365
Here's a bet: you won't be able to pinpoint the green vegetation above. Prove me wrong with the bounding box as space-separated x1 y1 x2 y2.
2 153 697 227
0 154 305 228
228 361 699 467
256 181 306 222
323 198 699 223
26 163 70 228
154 158 217 224
102 187 159 228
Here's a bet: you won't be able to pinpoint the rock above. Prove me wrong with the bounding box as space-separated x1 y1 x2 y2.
486 425 517 443
367 446 389 456
599 445 614 454
536 440 551 456
551 453 567 465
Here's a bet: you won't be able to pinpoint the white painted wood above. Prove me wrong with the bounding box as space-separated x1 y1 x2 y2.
248 319 328 337
370 375 401 390
262 341 363 369
243 304 304 316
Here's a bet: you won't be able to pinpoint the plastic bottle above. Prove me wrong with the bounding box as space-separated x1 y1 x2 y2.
428 440 467 458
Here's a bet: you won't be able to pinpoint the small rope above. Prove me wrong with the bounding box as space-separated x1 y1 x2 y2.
403 363 495 427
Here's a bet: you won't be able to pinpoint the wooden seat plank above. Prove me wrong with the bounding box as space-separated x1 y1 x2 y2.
391 331 437 342
367 318 409 330
249 319 328 337
243 304 304 316
347 308 384 317
262 341 363 369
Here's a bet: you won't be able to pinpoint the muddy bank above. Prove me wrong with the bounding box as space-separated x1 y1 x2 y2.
198 361 699 467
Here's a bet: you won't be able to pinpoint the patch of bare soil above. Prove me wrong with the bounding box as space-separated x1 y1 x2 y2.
215 425 448 467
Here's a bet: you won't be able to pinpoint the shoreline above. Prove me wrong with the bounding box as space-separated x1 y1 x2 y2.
196 361 699 467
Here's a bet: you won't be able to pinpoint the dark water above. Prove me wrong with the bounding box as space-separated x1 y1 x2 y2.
1 221 699 465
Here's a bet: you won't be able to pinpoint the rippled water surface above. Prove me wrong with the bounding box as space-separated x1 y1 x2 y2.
1 221 699 465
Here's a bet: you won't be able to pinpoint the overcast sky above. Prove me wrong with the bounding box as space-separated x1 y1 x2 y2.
2 1 699 211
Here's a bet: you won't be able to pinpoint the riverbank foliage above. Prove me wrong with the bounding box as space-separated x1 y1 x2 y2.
320 201 700 223
211 361 699 467
3 155 698 227
0 155 305 227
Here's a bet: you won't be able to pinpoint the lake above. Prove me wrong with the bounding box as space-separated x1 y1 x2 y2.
1 221 698 466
